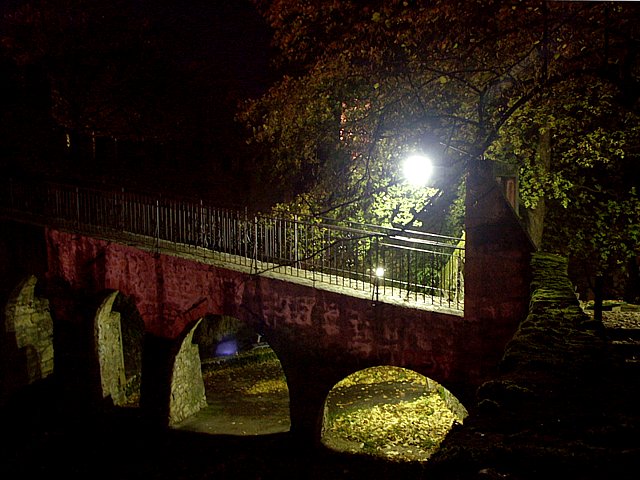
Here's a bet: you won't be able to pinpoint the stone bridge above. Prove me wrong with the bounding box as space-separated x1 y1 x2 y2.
0 163 534 440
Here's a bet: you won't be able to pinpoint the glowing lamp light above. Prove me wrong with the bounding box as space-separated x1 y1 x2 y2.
403 154 433 187
375 266 385 278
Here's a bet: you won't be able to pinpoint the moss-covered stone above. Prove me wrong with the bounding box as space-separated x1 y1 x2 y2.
426 251 627 479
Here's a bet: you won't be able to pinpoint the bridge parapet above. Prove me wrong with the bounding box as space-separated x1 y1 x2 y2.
0 178 464 312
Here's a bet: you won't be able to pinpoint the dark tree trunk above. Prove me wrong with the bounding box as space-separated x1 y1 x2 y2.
594 275 604 323
524 127 551 249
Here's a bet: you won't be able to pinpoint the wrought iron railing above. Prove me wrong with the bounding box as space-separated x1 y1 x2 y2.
0 178 464 310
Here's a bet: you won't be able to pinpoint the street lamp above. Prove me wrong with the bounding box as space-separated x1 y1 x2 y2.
402 154 433 187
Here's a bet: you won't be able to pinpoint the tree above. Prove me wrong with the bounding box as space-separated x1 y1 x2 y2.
2 1 165 138
490 75 640 300
241 1 529 219
1 0 272 182
240 0 640 295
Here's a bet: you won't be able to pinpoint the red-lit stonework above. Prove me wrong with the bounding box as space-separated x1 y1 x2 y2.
0 166 533 437
37 169 533 437
44 228 469 382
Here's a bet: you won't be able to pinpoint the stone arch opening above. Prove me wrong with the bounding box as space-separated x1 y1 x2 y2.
321 366 468 463
93 290 144 408
172 314 291 435
1 275 54 403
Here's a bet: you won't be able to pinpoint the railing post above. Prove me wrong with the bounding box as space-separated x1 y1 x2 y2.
244 207 248 259
199 199 204 249
75 187 80 226
252 215 259 274
374 236 380 303
294 214 299 269
155 198 160 253
406 249 411 299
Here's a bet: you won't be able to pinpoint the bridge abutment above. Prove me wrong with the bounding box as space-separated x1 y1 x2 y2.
464 159 535 381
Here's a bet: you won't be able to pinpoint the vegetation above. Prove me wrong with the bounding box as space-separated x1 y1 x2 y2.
242 0 640 296
325 394 458 462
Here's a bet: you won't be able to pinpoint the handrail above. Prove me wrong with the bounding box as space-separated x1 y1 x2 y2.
0 178 465 311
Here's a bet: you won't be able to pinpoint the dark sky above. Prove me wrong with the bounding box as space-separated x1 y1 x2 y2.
135 0 274 98
0 0 277 190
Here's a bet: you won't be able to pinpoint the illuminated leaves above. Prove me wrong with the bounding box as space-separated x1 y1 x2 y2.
202 348 288 397
323 367 467 462
326 394 457 462
244 378 288 396
335 366 430 387
486 69 640 278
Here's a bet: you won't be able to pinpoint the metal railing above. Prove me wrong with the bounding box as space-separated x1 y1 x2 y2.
0 178 465 310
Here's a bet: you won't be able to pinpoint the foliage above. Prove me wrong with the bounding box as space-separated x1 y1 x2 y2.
487 76 640 284
202 347 288 393
240 2 527 210
245 378 288 395
335 366 430 388
242 0 640 289
326 394 458 462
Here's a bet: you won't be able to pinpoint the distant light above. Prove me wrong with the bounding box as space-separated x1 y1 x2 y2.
215 338 238 356
403 154 433 187
375 267 385 278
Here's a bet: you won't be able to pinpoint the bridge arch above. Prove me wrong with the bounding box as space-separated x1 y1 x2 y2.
168 318 207 426
37 225 529 440
320 366 468 462
169 314 291 434
1 275 54 402
93 290 144 408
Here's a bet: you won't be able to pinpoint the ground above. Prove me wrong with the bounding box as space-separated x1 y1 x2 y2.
0 304 638 479
175 349 463 464
174 348 291 436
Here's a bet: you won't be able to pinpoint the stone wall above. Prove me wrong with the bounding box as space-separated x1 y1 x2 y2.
427 252 613 478
168 319 207 426
94 291 127 406
44 228 473 387
1 275 54 403
464 160 535 381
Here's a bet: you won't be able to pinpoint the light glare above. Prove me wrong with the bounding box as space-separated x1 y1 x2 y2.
403 154 433 187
